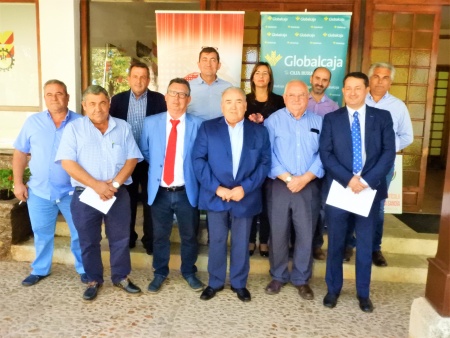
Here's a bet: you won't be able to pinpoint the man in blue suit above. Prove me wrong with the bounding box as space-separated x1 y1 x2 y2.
140 78 204 293
319 72 395 312
192 87 271 302
110 62 167 253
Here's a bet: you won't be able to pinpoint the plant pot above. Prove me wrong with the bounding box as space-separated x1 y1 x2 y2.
0 189 14 200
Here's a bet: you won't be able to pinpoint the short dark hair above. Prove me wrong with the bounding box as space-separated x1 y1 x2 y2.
343 72 369 87
167 78 191 96
250 62 274 94
44 79 68 94
82 85 109 101
312 67 332 81
199 47 220 62
129 61 150 78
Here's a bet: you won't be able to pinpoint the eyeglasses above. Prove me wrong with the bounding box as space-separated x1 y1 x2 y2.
201 46 219 52
167 90 189 99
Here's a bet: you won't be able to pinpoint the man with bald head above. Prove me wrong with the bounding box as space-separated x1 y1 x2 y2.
193 87 271 302
264 80 324 300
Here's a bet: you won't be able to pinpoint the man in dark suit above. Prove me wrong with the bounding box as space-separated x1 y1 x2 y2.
140 78 204 293
192 87 271 302
109 62 167 253
319 72 395 312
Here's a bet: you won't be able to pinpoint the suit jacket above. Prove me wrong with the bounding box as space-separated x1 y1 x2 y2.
140 112 204 207
109 89 167 120
192 117 271 218
319 105 396 202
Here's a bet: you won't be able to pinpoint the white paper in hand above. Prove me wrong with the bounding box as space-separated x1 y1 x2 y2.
79 186 116 214
326 179 376 217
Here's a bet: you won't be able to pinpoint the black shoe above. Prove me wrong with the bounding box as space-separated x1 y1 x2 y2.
114 278 141 294
83 281 102 301
231 286 251 302
357 296 374 313
259 244 269 257
323 292 339 308
344 247 353 262
372 251 388 267
145 247 153 255
249 243 256 256
129 241 136 249
22 274 49 286
200 286 224 300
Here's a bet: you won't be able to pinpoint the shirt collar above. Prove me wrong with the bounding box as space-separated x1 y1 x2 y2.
367 91 390 103
166 111 186 125
347 104 366 118
225 118 244 129
131 90 148 100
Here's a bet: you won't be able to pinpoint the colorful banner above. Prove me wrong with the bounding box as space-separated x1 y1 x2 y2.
156 11 244 94
260 12 352 105
385 155 403 214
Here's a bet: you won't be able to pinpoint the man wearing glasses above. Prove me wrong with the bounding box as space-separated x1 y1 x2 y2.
140 78 204 293
187 47 232 120
110 62 167 254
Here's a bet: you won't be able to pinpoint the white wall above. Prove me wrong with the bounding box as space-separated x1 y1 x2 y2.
0 0 81 149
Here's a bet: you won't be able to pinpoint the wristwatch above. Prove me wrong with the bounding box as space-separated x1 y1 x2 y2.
285 175 293 184
112 180 121 189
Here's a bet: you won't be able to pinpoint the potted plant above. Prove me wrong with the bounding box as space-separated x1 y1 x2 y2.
0 168 31 200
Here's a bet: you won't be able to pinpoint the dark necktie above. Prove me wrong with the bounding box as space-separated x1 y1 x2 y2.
352 111 362 174
163 119 180 185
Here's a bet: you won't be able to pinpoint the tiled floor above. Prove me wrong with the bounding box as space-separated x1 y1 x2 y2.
0 261 424 338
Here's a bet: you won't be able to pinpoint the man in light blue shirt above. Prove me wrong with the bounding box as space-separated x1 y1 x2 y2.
264 80 324 300
187 47 232 120
13 79 86 287
366 62 413 267
56 85 143 301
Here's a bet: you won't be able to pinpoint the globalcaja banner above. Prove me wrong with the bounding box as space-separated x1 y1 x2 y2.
156 11 244 94
260 12 352 105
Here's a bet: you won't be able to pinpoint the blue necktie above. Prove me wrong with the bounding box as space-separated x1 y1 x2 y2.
352 111 362 174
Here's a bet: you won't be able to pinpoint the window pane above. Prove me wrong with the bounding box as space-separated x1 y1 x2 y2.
244 11 260 26
436 89 447 97
374 12 393 29
437 72 449 80
408 103 426 119
371 49 390 63
404 138 422 155
410 69 429 84
395 68 409 83
394 13 413 29
437 80 448 88
403 155 422 170
416 14 435 30
390 85 407 101
413 32 433 49
435 98 447 106
241 64 253 79
243 47 258 63
411 50 431 66
431 131 443 139
412 120 424 136
403 171 420 186
244 29 259 44
373 31 391 47
391 50 410 66
409 86 427 101
433 115 444 123
392 31 412 47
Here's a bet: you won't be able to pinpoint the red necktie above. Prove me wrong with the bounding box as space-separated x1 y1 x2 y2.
163 119 180 185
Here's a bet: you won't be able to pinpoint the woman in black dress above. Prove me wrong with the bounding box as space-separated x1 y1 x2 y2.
246 61 285 257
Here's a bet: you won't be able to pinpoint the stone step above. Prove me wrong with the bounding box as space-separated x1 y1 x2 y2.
54 214 438 256
11 236 431 284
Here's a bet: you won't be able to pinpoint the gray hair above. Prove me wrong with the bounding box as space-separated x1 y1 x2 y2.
82 85 109 101
368 62 396 81
222 86 246 101
44 79 68 94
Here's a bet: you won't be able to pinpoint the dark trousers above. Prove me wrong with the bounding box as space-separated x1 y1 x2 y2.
127 161 153 249
268 179 320 285
325 201 379 298
151 187 199 278
249 178 272 245
207 211 252 289
71 187 131 284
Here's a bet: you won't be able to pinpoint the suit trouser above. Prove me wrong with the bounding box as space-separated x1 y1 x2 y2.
71 187 131 284
27 189 84 276
268 179 320 285
325 201 379 298
127 160 153 249
207 211 252 289
151 187 199 278
249 178 272 245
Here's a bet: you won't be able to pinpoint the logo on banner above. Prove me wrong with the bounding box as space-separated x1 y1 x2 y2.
264 51 282 67
0 31 14 71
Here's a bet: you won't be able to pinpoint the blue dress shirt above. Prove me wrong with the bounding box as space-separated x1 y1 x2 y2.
187 76 232 120
366 92 413 152
127 90 147 144
55 116 143 187
13 110 82 200
264 108 324 180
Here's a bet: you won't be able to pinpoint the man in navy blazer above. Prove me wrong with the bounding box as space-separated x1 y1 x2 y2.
109 62 167 254
193 87 271 302
319 72 395 313
140 78 204 293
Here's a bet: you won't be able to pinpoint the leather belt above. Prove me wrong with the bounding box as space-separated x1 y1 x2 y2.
159 185 185 192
